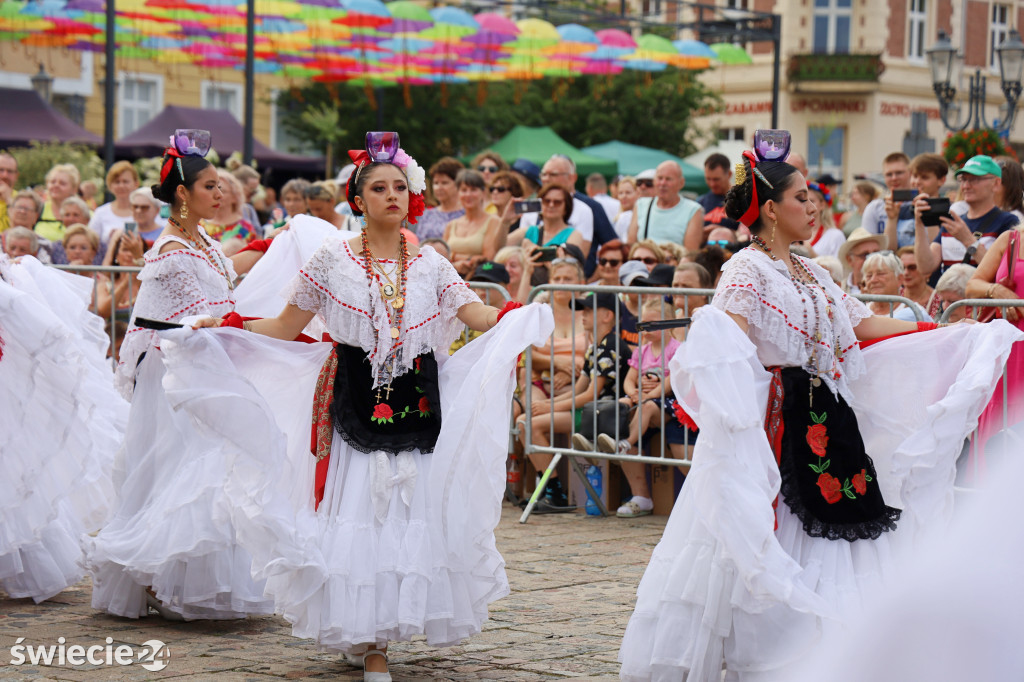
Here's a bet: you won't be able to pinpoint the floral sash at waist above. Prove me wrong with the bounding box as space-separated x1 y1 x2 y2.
764 366 899 542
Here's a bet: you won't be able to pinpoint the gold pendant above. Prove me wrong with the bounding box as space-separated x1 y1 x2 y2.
381 283 396 299
811 377 822 388
390 326 400 339
392 296 404 309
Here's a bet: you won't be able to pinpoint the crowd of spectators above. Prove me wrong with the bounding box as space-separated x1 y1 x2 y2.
2 141 1022 517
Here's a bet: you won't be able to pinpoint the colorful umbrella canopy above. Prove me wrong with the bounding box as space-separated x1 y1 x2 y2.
0 1 718 84
710 42 753 64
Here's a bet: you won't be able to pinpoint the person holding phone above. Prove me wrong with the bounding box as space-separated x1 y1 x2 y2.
510 185 584 263
913 155 1020 285
883 153 948 250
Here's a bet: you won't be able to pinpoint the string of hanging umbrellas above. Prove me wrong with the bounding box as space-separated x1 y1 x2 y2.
0 0 753 86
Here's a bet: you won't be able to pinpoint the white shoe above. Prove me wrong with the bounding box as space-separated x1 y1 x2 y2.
363 650 392 682
145 593 184 621
572 433 594 451
616 496 653 518
343 653 364 667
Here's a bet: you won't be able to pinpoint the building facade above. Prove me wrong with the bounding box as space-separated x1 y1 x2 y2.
0 45 303 154
676 0 1024 182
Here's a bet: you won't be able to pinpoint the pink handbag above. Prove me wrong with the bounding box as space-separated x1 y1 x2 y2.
976 230 1019 323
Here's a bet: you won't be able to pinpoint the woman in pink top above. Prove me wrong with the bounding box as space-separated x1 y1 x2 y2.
966 225 1024 470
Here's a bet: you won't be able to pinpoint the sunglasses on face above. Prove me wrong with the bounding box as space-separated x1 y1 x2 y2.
542 198 564 206
598 258 622 267
489 186 509 193
478 165 499 173
637 180 654 188
637 256 658 265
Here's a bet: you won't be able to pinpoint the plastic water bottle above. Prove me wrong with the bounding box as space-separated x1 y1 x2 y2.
585 464 603 516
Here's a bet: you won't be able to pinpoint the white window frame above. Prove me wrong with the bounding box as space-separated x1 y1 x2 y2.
990 3 1010 71
201 80 244 121
118 72 163 137
812 0 853 54
907 0 927 63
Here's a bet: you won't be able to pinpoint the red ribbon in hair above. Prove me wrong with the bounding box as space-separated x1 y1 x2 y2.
738 150 762 228
159 146 184 184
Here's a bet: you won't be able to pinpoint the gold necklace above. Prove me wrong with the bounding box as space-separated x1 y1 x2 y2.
168 218 234 290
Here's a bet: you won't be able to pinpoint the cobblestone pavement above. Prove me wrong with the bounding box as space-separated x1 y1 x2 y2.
0 504 667 681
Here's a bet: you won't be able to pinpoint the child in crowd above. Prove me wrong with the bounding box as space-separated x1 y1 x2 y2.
524 291 631 471
598 299 696 517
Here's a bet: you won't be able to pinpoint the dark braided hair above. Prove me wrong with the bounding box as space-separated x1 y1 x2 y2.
346 161 409 217
151 154 212 208
723 158 802 233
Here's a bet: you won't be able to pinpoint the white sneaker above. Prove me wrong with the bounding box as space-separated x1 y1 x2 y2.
616 439 632 455
596 433 616 453
572 433 594 451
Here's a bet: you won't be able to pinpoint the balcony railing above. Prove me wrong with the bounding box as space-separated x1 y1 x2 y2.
788 53 885 83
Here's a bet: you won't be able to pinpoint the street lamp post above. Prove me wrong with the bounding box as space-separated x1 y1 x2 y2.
30 63 53 104
927 29 1024 134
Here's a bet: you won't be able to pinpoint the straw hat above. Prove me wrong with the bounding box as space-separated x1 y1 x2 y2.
838 227 888 271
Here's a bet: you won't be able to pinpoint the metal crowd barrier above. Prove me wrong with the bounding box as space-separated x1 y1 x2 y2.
852 293 927 321
939 299 1024 487
519 284 716 522
52 263 142 369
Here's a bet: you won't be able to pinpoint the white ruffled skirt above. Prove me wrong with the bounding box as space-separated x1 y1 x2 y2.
618 308 1023 682
85 351 274 620
153 304 553 652
0 262 125 602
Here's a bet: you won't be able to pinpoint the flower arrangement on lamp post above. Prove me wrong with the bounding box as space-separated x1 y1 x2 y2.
942 128 1017 170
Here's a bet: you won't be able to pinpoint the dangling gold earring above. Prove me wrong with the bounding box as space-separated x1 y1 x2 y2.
771 218 777 245
180 199 188 222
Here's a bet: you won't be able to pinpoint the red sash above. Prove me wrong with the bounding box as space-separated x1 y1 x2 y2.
310 347 339 510
763 367 785 530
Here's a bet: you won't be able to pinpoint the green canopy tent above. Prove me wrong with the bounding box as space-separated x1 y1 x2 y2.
470 126 618 182
581 140 707 194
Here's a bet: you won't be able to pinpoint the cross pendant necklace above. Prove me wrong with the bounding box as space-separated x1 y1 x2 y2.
376 383 393 401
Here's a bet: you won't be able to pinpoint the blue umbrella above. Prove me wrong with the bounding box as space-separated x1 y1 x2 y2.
673 39 717 59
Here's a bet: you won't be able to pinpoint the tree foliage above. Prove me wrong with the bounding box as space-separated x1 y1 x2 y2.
275 70 720 174
7 141 105 191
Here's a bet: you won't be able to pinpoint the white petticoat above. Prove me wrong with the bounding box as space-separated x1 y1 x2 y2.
85 351 274 620
155 304 553 652
0 258 125 602
618 307 1023 682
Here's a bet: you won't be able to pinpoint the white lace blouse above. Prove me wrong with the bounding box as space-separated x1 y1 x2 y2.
284 237 479 387
712 247 873 401
116 234 236 398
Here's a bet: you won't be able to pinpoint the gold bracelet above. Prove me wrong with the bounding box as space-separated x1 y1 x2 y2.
242 320 252 332
987 282 999 299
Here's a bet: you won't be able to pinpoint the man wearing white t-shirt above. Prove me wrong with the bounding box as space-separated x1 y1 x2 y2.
626 161 704 249
586 172 620 223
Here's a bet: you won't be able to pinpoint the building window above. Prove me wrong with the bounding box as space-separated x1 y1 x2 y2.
270 90 316 155
201 81 244 121
991 3 1010 69
119 74 162 137
808 126 845 178
907 0 927 62
812 0 852 55
718 127 745 141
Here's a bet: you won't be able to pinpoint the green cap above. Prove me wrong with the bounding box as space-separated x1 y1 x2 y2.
955 155 1002 178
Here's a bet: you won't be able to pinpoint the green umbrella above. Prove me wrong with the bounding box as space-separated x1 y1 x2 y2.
636 33 676 54
384 0 432 24
710 43 752 64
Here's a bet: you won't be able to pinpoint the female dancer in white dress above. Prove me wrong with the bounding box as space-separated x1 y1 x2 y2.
185 133 549 681
618 134 1022 681
0 254 124 602
86 136 274 620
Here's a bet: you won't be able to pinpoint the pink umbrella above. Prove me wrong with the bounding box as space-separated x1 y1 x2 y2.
595 28 636 49
473 12 518 36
